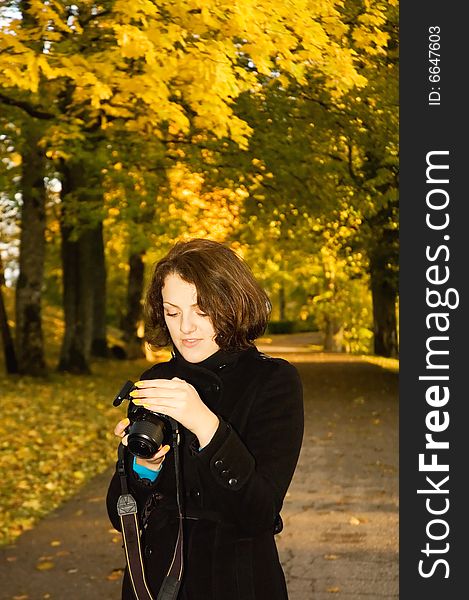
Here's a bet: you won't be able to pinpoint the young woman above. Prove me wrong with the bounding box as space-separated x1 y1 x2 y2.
106 238 304 600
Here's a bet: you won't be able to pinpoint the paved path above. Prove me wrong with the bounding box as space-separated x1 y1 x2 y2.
0 335 398 599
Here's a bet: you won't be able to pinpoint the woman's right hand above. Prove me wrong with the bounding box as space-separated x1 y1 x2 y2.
114 418 171 471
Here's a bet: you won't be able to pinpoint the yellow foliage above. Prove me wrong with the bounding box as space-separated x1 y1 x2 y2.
0 0 388 146
166 163 243 241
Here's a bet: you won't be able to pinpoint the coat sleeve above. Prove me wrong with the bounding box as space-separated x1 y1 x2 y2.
106 362 174 531
193 359 304 535
106 446 167 532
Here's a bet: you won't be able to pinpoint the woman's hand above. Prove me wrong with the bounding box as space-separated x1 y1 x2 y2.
114 417 171 471
130 378 219 449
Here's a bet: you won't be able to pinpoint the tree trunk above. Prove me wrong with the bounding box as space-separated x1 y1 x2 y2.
58 225 96 373
364 194 399 359
91 222 108 357
278 284 286 321
0 258 18 374
323 316 343 352
15 119 47 376
57 162 96 373
121 251 145 359
370 253 399 358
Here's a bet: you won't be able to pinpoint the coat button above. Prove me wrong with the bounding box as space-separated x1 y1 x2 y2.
214 460 224 469
190 488 201 500
221 469 231 478
228 478 238 487
144 545 152 558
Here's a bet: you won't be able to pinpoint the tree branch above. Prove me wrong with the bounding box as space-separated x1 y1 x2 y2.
0 92 55 120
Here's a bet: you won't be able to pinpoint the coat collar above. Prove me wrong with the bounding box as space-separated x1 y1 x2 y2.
171 345 258 374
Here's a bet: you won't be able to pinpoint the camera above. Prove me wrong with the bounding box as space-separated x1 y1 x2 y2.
113 380 172 459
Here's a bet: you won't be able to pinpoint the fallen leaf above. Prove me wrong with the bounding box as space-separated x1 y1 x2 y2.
67 568 78 574
36 560 55 571
50 540 61 547
326 587 341 593
324 554 339 560
107 568 124 581
349 516 360 525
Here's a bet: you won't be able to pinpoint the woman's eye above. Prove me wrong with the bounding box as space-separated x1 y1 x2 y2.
196 312 208 317
165 312 178 318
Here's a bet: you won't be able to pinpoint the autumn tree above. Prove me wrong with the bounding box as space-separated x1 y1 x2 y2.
1 0 387 370
191 0 399 356
0 1 52 374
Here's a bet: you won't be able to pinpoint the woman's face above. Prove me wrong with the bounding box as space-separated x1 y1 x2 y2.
162 273 220 363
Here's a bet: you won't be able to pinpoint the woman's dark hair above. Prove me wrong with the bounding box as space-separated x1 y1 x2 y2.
144 238 271 350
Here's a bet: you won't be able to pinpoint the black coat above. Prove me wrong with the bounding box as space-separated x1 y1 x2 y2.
106 346 304 600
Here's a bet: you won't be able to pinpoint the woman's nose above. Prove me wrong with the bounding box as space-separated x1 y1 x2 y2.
180 313 196 334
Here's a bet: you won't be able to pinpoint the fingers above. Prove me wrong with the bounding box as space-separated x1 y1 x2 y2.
134 378 185 389
131 388 175 401
138 444 172 469
148 444 171 462
114 417 130 436
130 379 195 406
114 418 130 446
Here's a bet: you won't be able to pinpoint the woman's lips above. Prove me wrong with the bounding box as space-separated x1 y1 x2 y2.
181 339 201 348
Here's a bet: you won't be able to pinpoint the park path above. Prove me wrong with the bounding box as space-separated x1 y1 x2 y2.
0 334 398 599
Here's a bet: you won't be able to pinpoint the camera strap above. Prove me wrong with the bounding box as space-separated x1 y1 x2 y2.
117 419 184 600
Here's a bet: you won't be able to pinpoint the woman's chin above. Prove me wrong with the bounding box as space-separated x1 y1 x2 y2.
178 342 218 363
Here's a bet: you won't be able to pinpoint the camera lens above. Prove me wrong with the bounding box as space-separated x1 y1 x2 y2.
127 417 166 459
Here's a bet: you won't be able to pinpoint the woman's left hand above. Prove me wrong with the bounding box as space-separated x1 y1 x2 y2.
131 378 219 448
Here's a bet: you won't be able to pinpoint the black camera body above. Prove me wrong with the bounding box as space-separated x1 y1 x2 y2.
113 380 172 459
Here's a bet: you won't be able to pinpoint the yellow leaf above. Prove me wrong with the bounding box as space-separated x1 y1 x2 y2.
36 560 55 571
23 499 41 510
107 568 124 581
